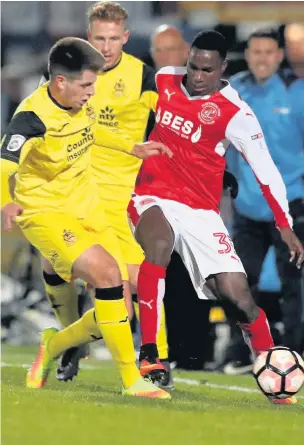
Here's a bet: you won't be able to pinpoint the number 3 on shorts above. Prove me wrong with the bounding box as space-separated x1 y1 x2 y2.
213 232 235 255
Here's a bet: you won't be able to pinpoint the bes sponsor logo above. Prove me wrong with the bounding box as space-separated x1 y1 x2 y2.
98 106 118 128
198 102 220 125
155 107 202 143
67 127 93 161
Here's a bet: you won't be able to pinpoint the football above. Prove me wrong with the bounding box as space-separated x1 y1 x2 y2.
253 346 304 399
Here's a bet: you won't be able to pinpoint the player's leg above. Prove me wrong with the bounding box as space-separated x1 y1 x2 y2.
110 201 172 386
41 257 89 381
31 243 138 389
128 263 169 363
97 224 134 320
20 213 115 387
42 257 80 328
134 206 174 379
211 272 274 357
179 207 273 362
105 200 170 357
175 208 274 358
224 213 271 374
23 212 170 398
46 225 137 382
211 272 297 404
130 280 173 389
64 245 169 398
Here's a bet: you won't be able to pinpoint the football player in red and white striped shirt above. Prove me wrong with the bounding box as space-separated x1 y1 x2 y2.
128 31 304 404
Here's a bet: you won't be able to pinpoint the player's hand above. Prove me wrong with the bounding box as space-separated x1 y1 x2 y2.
280 227 304 269
131 141 173 159
1 202 23 231
223 170 239 199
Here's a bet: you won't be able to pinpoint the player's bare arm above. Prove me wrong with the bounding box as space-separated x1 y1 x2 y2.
131 141 173 159
94 126 172 159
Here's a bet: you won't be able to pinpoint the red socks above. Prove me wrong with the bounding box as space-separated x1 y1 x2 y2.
137 260 166 346
239 308 274 358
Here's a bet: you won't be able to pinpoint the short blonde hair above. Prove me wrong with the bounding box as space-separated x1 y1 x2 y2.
88 2 128 26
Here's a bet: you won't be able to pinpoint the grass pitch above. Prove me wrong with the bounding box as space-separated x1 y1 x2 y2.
2 345 304 445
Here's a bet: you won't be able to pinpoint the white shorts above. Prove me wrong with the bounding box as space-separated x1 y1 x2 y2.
129 194 246 300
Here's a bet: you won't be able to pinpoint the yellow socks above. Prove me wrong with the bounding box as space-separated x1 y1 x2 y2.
45 281 141 389
156 303 169 360
43 272 80 328
133 296 169 360
94 286 140 389
47 308 101 358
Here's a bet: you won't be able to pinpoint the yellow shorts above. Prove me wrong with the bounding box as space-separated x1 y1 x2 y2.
98 184 144 267
17 202 128 282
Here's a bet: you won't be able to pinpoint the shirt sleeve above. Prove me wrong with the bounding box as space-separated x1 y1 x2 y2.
1 111 46 198
94 124 135 154
140 64 158 112
1 111 46 165
226 108 292 229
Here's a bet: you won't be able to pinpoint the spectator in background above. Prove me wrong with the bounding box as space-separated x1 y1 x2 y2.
150 25 189 70
285 23 304 78
225 28 304 374
285 24 304 136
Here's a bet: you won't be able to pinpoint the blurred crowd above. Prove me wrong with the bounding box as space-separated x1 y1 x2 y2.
1 1 304 372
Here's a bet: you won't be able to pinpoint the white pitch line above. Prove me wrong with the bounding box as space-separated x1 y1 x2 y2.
2 362 303 400
1 362 30 368
175 377 304 400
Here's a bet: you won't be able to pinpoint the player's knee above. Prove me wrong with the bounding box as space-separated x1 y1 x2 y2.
246 271 259 289
90 256 121 288
75 245 122 288
145 237 172 267
42 257 57 275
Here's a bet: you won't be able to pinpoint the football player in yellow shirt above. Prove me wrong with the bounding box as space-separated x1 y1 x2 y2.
39 1 171 386
1 37 171 399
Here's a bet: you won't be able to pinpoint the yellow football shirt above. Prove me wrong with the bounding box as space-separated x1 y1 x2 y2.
0 83 135 220
89 52 158 188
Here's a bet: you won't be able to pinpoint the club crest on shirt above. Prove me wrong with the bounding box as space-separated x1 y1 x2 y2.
198 102 220 125
113 78 125 96
86 104 96 120
63 229 76 245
